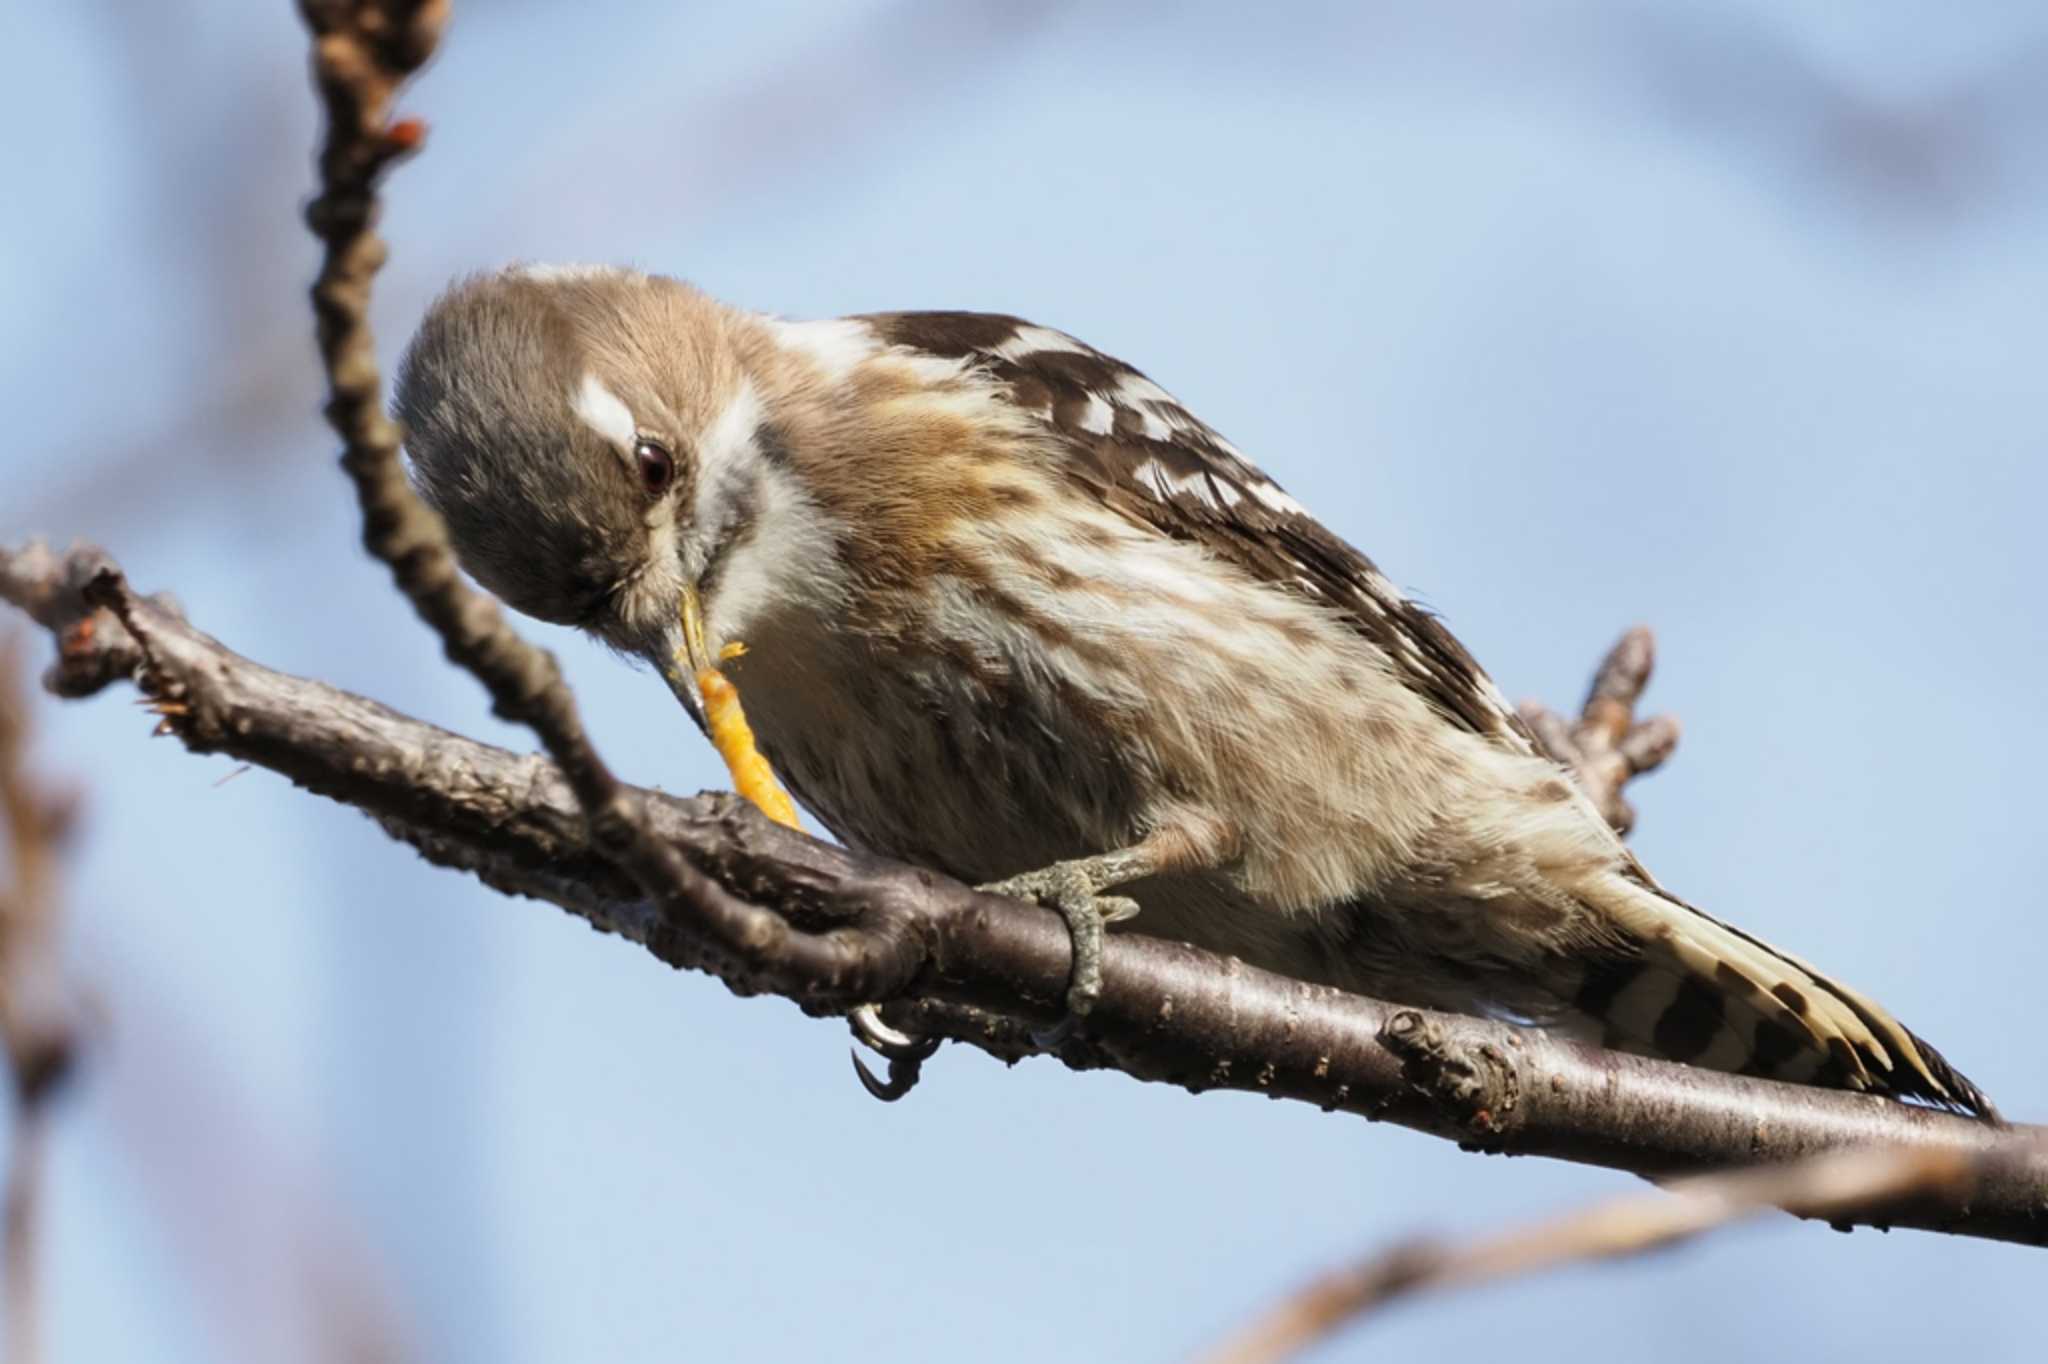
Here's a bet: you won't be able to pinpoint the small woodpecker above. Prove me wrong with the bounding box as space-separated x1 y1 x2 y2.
394 264 1994 1119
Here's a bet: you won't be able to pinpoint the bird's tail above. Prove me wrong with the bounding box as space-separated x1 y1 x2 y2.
1569 868 1996 1120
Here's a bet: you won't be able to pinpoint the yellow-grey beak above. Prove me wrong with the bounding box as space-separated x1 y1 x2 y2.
658 585 713 731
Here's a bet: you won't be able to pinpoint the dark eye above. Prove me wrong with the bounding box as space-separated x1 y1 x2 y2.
635 439 675 497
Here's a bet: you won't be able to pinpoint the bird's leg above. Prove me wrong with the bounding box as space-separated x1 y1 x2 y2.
847 818 1235 1098
982 816 1239 1020
852 848 1136 1077
981 854 1146 1019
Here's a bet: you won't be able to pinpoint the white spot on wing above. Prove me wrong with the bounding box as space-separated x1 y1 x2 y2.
1244 476 1308 517
1072 392 1115 435
992 324 1092 362
572 372 636 452
1132 455 1233 511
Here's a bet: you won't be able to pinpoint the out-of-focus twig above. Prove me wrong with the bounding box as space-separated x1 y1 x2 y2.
1519 625 1681 835
1198 1142 2020 1364
0 638 81 1364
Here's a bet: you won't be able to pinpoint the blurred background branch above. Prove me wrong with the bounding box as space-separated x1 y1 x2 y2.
1199 1139 2038 1364
0 637 81 1364
0 615 418 1363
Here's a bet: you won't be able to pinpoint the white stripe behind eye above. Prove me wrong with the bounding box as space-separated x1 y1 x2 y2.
572 372 637 452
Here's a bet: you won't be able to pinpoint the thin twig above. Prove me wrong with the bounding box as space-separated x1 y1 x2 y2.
0 1120 46 1364
1198 1141 2020 1364
4 544 2040 1247
0 638 80 1364
1518 625 1681 836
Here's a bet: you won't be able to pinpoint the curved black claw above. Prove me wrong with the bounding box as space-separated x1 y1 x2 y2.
848 1004 940 1102
850 1047 927 1102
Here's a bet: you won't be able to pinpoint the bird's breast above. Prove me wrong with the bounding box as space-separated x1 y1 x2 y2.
707 514 1516 923
714 587 1151 883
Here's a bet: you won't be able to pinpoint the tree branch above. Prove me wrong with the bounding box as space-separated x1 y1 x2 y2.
3 541 2041 1248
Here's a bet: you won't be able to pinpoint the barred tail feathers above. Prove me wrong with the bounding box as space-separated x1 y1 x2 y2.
1572 872 1996 1120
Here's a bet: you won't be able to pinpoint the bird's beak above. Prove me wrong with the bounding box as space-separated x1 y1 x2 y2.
658 585 713 732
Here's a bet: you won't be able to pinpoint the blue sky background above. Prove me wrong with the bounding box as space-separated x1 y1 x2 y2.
4 3 2045 1360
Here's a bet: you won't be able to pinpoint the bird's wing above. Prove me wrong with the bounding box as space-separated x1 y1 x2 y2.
858 311 1535 747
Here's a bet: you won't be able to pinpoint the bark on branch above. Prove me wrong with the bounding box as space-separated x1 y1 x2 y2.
3 541 2042 1248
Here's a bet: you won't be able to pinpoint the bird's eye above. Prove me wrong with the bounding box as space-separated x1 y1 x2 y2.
635 439 676 497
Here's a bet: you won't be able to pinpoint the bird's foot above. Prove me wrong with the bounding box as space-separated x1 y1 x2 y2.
980 857 1143 1023
848 1003 939 1102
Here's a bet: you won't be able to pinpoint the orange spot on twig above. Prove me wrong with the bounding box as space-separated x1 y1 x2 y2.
58 615 97 661
384 117 427 152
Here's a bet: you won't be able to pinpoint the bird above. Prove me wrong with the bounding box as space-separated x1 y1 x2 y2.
394 264 1994 1119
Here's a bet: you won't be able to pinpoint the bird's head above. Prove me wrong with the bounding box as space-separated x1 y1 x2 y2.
395 265 824 722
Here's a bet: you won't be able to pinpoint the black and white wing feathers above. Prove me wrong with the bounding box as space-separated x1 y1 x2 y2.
860 311 1534 748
